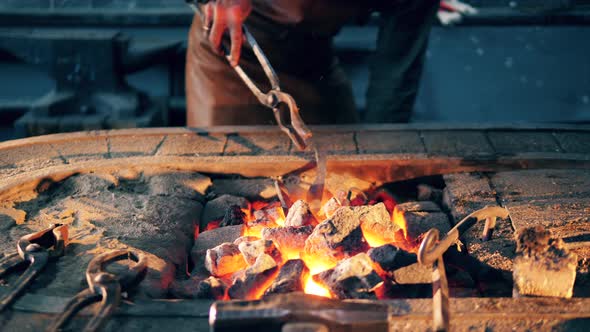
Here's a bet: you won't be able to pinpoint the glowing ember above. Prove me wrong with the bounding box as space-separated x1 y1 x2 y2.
251 201 270 211
281 248 300 261
301 254 335 276
205 220 221 232
200 185 422 301
392 207 408 239
357 203 401 248
274 216 286 227
362 227 390 248
304 274 331 298
242 224 262 238
241 207 251 220
368 191 396 214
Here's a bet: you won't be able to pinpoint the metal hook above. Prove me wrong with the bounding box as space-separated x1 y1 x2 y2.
47 249 147 332
417 206 510 332
0 224 68 312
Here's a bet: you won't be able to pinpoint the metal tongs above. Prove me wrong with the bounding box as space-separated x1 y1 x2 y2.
47 249 147 332
0 223 69 312
186 0 312 150
418 206 510 332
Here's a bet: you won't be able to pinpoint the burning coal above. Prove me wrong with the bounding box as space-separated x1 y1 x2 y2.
195 185 438 301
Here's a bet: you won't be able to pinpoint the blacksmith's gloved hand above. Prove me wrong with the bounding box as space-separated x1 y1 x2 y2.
202 0 252 67
437 0 478 26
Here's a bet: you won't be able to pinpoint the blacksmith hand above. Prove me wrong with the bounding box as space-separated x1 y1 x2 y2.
438 0 478 26
202 0 252 67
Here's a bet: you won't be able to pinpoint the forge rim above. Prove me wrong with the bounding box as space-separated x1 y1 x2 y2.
1 124 589 198
1 125 590 323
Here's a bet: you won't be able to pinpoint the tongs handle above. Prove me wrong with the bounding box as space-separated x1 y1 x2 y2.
47 250 147 332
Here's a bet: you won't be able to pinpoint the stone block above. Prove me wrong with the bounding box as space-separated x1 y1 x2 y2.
422 131 494 156
554 131 590 154
488 131 560 154
513 227 577 298
356 131 425 154
224 133 290 155
155 133 226 156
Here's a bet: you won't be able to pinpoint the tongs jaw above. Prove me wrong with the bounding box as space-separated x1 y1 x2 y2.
0 223 69 312
268 90 312 151
186 0 312 150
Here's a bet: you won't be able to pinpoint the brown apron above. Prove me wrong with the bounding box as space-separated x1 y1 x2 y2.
185 7 360 127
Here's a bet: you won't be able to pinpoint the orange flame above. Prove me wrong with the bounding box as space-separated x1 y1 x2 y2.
304 274 331 298
251 201 270 211
362 226 390 247
301 253 335 276
280 248 301 261
241 207 252 221
241 202 287 238
273 207 286 227
242 225 261 238
299 252 334 297
360 205 409 248
274 216 286 227
392 206 408 239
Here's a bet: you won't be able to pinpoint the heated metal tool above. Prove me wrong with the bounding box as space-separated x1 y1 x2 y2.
186 0 312 150
418 206 510 332
47 249 147 332
209 292 390 332
0 223 68 312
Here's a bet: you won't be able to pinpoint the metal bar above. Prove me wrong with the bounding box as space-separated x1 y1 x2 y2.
432 258 450 332
8 293 590 320
244 27 280 90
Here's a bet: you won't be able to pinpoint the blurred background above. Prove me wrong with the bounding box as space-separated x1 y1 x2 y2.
0 0 589 142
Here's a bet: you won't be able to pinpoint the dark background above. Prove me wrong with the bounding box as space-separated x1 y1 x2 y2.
0 0 589 141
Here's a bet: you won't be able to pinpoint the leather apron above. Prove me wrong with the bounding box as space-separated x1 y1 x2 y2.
185 4 361 126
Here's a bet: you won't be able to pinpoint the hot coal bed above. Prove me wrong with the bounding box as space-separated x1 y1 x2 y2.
1 127 590 331
2 168 590 331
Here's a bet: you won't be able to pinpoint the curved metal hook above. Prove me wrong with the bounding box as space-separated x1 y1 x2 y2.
0 224 68 313
417 206 509 332
418 206 510 265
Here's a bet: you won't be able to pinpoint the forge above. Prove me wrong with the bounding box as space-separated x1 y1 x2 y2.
1 125 590 331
